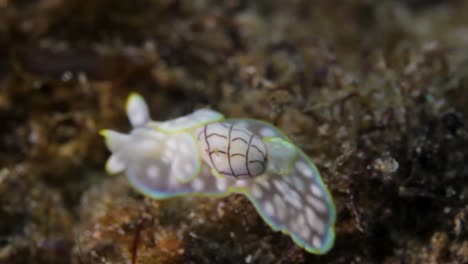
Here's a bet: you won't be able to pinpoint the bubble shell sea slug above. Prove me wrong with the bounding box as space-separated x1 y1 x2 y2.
100 93 336 254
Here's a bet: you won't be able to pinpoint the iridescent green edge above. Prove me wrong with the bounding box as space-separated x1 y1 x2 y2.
244 149 336 254
147 115 225 134
212 118 335 254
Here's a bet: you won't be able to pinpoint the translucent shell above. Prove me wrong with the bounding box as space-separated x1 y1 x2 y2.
101 93 336 255
197 122 268 179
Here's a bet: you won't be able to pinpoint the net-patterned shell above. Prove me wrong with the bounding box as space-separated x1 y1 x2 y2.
197 123 267 179
100 93 336 255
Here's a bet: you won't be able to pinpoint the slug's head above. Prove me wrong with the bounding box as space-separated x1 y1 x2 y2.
197 122 267 180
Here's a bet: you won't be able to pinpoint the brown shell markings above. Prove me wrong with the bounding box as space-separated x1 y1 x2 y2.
197 122 268 179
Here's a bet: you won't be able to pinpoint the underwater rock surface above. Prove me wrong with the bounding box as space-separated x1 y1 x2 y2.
1 0 468 263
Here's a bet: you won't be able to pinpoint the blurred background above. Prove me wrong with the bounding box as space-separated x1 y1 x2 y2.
1 0 468 263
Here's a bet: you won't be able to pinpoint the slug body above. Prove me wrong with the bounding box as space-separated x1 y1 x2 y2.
101 93 336 254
